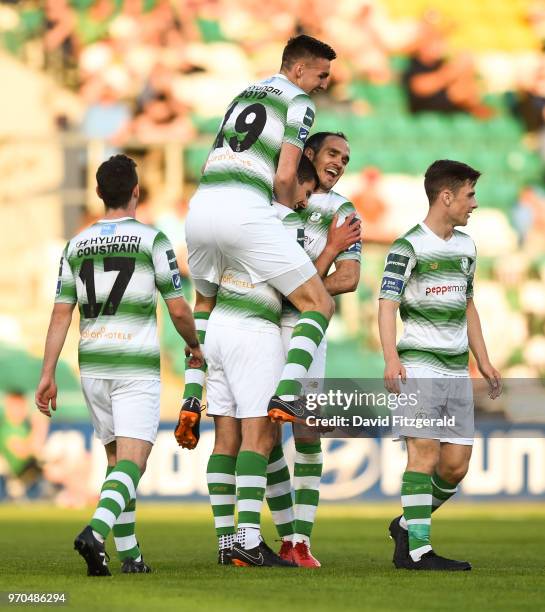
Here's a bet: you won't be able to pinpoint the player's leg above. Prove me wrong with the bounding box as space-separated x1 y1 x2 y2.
265 424 295 560
175 287 216 449
102 439 150 573
291 431 323 568
75 379 159 576
432 442 472 513
207 416 240 564
234 416 277 554
289 336 326 567
268 274 335 418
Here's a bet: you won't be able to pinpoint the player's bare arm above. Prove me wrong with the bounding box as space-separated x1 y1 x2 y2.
35 302 76 417
378 298 406 394
313 212 361 279
323 260 360 296
274 142 303 205
165 297 204 367
466 297 501 399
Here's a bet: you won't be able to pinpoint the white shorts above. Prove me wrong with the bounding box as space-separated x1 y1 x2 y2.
281 323 327 394
392 365 474 445
205 322 284 419
186 188 315 297
81 377 161 445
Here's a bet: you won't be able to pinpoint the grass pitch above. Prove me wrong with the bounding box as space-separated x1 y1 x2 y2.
0 503 543 611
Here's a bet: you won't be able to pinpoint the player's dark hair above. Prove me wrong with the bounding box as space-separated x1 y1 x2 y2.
424 159 481 204
304 131 348 156
297 154 319 186
96 154 138 209
281 35 336 70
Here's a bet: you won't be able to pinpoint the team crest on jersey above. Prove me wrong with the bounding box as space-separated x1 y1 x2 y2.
460 257 470 274
309 211 322 223
100 223 116 236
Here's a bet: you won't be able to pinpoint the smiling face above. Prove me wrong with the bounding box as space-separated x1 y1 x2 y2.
444 180 478 226
294 57 332 94
305 135 350 192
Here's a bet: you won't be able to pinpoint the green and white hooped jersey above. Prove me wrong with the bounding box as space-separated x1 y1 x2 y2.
379 222 476 374
198 73 315 203
55 217 184 379
281 190 363 326
211 203 304 332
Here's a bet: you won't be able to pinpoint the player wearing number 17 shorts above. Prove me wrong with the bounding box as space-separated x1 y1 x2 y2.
35 155 203 576
180 36 338 454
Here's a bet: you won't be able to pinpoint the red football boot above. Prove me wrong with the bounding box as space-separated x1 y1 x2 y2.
292 542 321 568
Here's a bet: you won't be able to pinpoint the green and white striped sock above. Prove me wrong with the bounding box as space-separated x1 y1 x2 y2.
431 472 458 511
401 470 432 562
293 441 322 545
266 444 295 541
276 312 328 401
183 311 209 400
399 471 459 530
90 460 141 540
235 451 267 550
207 453 236 549
103 466 141 561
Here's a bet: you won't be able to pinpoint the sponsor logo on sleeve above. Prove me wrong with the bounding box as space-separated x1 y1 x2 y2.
384 253 409 274
166 249 178 271
381 277 404 295
56 279 62 296
460 257 470 274
100 223 117 236
303 107 315 127
172 273 182 290
298 126 309 142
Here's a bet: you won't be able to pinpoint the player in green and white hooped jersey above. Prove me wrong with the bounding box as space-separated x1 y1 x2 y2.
35 155 203 576
378 160 501 571
181 35 338 446
203 157 320 568
269 132 362 568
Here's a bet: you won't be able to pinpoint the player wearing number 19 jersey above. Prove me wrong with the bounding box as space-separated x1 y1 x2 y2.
181 36 338 453
35 155 202 576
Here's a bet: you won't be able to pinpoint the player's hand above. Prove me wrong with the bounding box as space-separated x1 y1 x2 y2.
479 362 502 399
384 358 406 395
326 213 361 255
35 376 58 418
185 344 204 369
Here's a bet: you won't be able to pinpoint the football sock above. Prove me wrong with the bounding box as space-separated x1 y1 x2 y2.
218 533 235 550
431 471 458 511
101 466 141 561
183 311 209 400
207 454 236 544
235 450 268 549
275 312 328 401
90 460 141 541
293 441 322 545
266 444 295 540
401 470 432 561
399 471 458 530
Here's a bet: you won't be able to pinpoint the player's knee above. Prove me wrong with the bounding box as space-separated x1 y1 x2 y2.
439 463 468 485
213 440 240 456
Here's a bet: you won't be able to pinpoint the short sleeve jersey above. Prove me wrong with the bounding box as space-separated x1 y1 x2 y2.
211 203 304 332
198 73 315 203
379 222 476 374
281 190 362 326
55 217 184 379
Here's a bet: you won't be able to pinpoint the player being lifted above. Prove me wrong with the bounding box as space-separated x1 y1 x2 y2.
267 131 361 568
378 160 501 571
176 35 338 454
35 155 203 576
